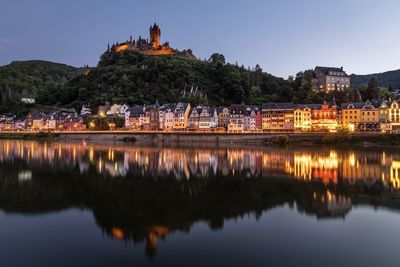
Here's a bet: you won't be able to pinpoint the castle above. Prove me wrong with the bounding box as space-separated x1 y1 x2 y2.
105 23 197 60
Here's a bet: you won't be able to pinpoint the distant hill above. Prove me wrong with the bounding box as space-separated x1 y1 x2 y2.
351 69 400 89
0 60 85 111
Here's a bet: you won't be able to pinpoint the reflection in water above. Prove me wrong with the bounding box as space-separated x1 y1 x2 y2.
0 140 400 259
1 140 399 188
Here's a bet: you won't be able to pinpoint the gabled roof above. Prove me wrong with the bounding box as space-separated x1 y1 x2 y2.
294 104 310 109
314 66 348 77
340 102 365 109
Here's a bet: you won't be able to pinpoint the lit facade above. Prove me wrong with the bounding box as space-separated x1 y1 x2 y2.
294 105 311 132
312 66 351 92
310 102 337 132
262 103 294 132
341 102 363 131
359 100 380 131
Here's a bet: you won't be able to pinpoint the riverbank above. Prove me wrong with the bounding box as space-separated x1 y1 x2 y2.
1 131 399 147
0 132 60 140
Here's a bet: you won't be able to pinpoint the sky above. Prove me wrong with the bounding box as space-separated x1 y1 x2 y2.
0 0 399 78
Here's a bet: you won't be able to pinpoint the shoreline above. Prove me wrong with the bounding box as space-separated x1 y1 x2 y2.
0 131 399 147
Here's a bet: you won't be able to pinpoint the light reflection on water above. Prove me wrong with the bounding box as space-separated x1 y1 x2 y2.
1 140 400 188
1 140 400 266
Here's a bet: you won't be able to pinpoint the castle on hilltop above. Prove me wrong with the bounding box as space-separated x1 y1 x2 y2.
104 23 197 60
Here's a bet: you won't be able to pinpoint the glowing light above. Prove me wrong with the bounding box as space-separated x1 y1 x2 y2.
111 227 124 239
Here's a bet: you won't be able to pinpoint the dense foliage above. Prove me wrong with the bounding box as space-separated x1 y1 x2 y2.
63 51 294 108
351 69 400 89
0 60 84 112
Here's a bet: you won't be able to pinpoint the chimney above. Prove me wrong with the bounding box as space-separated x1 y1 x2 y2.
341 66 343 71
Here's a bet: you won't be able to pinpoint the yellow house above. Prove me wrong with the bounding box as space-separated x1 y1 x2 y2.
379 101 391 133
340 102 363 131
294 105 311 132
359 100 380 131
389 100 400 122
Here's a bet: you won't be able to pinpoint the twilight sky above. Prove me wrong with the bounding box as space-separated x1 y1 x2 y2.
0 0 399 78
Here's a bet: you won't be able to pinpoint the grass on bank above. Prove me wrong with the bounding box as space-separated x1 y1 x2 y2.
0 132 60 140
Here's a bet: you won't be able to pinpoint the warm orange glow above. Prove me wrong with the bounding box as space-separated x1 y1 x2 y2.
115 44 130 53
112 227 125 239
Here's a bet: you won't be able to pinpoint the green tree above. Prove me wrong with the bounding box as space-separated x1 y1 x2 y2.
209 53 226 66
364 77 380 100
380 87 395 100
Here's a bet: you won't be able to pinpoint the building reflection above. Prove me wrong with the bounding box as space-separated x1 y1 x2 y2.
1 140 400 189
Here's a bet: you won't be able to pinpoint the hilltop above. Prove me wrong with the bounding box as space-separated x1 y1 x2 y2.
351 69 400 89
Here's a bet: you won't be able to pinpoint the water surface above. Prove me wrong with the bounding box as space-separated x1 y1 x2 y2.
0 140 399 267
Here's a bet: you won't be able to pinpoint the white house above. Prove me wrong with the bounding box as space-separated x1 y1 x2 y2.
164 107 175 131
21 96 35 104
244 109 257 132
199 108 211 130
209 108 219 128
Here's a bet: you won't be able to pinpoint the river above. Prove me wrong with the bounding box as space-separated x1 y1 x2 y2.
0 140 399 267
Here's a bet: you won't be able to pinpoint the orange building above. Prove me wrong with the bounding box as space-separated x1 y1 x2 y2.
309 101 338 132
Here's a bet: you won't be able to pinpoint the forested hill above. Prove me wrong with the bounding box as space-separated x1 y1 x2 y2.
62 51 294 108
0 60 85 112
351 69 400 89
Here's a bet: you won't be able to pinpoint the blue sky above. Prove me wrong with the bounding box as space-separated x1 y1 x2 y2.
0 0 399 78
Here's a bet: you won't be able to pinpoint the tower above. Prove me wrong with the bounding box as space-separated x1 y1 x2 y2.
150 23 161 48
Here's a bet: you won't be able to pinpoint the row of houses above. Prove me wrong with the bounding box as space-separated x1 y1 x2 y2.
121 102 265 133
120 99 400 133
268 99 400 133
0 112 86 131
3 99 400 133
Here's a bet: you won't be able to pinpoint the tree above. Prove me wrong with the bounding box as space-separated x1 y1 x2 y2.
209 53 226 66
380 87 395 100
364 77 380 100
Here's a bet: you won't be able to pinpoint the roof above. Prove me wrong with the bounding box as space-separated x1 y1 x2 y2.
127 105 144 116
340 102 365 109
208 107 216 115
261 102 295 110
341 100 381 109
314 66 348 77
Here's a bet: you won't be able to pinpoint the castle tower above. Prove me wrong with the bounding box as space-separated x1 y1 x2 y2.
150 23 161 48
